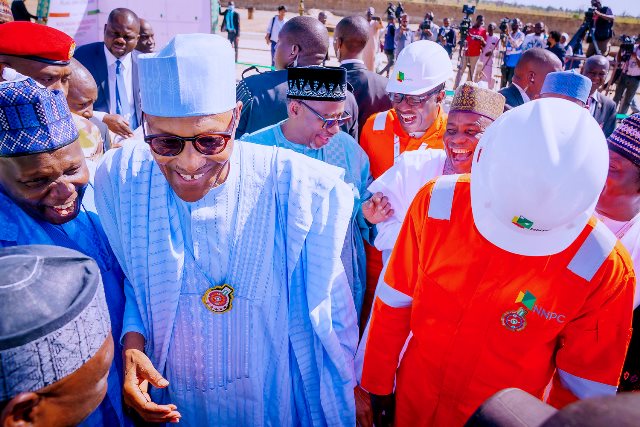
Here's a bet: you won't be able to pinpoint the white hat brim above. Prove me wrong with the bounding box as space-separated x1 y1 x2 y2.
470 171 592 257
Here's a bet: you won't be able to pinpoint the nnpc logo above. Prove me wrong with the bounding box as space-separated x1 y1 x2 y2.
516 290 566 324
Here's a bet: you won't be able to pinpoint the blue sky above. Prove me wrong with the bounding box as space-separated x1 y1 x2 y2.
494 0 640 17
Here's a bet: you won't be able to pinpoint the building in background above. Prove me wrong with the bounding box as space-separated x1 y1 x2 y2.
29 0 210 48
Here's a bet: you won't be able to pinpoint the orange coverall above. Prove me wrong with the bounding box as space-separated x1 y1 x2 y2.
359 106 447 326
361 175 635 426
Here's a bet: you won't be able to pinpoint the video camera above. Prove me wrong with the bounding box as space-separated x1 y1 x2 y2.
458 4 476 45
499 17 510 41
421 12 434 33
584 7 595 27
619 35 637 62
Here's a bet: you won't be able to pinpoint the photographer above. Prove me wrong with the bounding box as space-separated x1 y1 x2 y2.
454 14 487 88
501 18 525 87
586 0 614 57
394 13 415 59
437 17 457 58
613 35 640 115
419 11 439 42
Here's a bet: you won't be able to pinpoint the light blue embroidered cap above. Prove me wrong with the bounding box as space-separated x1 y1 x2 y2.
138 34 236 117
540 70 592 105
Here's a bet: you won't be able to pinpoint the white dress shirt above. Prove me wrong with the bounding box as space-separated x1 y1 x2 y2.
93 45 135 123
339 59 365 65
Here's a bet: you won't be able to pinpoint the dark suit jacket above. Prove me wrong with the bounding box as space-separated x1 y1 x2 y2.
74 42 142 124
236 69 360 140
591 91 617 138
341 61 392 140
220 9 240 35
498 84 525 110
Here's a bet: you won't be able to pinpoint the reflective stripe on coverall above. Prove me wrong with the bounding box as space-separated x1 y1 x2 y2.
361 174 635 426
359 107 447 325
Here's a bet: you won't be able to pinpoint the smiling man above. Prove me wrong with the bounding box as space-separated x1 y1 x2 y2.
241 65 374 318
95 34 358 426
358 40 452 326
0 76 128 426
582 55 616 137
75 8 142 139
362 82 505 259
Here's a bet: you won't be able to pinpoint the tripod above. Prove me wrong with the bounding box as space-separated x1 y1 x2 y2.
566 17 600 64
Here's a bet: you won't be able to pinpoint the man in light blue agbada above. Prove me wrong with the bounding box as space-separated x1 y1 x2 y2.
0 75 127 427
241 65 375 317
94 34 358 426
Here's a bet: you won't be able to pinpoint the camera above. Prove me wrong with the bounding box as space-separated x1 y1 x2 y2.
619 34 637 62
584 7 595 25
462 4 475 15
458 4 476 45
499 17 510 41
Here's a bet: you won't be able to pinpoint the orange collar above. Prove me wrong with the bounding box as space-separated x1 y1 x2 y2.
390 105 447 150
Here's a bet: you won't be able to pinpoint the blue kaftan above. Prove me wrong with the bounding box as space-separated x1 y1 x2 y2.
0 184 128 427
94 139 359 426
241 122 374 316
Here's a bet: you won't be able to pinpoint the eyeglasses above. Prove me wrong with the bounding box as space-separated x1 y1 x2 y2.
389 86 443 106
299 101 352 129
143 111 236 157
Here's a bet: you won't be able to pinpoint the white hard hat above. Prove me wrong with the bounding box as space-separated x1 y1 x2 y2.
470 98 608 256
386 41 453 95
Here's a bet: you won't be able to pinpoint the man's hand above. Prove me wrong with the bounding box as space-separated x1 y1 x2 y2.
362 192 394 225
265 34 271 45
123 333 181 423
103 114 134 139
370 393 395 427
355 386 373 427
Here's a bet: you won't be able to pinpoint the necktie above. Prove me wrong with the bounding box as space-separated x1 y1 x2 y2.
115 60 137 128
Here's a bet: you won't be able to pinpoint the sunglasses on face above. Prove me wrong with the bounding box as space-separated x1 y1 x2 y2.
143 111 236 157
389 86 443 106
298 101 352 129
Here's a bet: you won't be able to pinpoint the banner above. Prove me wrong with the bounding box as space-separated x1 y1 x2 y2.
40 0 100 45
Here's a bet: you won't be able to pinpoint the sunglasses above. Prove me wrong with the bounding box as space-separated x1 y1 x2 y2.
389 85 443 106
298 101 352 129
143 111 236 157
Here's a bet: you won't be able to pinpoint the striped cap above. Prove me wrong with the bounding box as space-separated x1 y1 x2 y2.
608 113 640 167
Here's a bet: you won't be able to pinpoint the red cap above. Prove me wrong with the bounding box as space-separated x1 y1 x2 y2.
0 22 75 65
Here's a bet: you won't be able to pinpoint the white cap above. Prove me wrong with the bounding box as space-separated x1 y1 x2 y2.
138 34 236 117
367 7 375 14
386 41 453 95
470 98 608 256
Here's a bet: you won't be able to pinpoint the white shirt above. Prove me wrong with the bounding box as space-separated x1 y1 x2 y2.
268 16 287 42
482 34 500 58
93 45 135 123
521 33 545 51
512 82 531 103
596 211 640 309
339 59 365 65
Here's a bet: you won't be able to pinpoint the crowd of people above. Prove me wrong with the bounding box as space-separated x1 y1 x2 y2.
363 1 637 118
1 3 640 427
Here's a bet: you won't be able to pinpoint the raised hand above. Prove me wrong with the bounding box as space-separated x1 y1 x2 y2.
362 192 394 225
